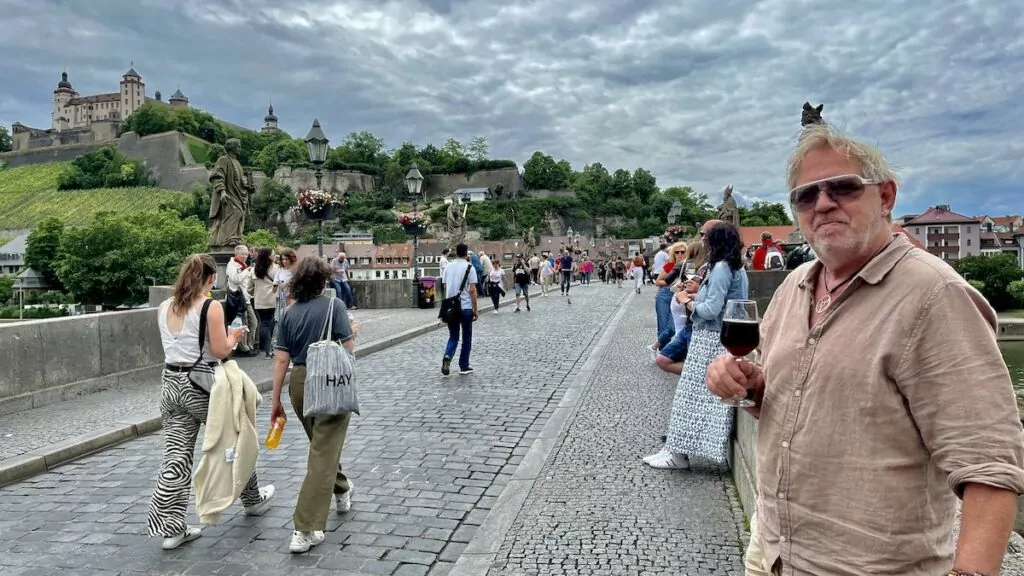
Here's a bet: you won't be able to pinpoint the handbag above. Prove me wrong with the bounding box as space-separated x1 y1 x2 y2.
187 298 218 394
303 295 359 416
438 265 472 324
224 288 246 321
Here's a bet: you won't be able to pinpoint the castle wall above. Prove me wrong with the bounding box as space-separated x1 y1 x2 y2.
266 166 377 196
116 131 208 192
423 167 522 200
1 141 109 168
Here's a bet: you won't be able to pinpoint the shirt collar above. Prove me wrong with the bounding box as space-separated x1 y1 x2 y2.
797 233 915 290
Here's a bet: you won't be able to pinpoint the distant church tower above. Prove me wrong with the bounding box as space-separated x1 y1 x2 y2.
51 71 78 130
168 88 189 108
120 63 145 119
261 102 280 133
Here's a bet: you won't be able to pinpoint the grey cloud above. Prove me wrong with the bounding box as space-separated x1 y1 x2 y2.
1 0 1021 215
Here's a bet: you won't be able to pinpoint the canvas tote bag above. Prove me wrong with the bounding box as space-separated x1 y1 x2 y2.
303 295 359 416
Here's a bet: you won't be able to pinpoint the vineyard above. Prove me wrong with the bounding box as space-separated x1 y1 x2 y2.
0 162 187 229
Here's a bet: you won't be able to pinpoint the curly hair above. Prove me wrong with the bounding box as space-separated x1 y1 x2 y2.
289 256 331 303
704 222 744 272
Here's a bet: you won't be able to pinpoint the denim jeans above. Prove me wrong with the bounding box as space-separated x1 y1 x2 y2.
331 280 355 308
560 271 572 294
444 309 474 370
655 287 674 337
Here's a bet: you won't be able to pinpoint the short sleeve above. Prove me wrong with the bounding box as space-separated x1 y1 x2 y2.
331 301 354 343
467 266 479 286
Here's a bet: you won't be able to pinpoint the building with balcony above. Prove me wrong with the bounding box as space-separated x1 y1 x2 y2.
905 205 981 263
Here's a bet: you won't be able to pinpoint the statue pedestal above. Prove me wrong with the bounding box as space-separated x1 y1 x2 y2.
209 248 235 291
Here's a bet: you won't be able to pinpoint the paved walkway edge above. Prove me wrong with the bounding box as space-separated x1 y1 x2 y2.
0 294 522 488
449 291 634 576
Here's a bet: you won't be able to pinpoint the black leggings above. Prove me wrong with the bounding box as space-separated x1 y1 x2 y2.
560 271 572 293
255 308 276 355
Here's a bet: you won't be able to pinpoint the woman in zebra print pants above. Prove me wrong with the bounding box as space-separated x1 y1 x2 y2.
148 255 276 550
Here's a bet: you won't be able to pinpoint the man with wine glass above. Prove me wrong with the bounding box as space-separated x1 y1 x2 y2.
706 123 1024 576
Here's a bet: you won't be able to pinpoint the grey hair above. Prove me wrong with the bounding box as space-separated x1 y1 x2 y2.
786 124 900 192
234 244 248 255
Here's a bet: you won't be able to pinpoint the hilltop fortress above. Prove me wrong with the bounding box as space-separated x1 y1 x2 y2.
11 65 278 152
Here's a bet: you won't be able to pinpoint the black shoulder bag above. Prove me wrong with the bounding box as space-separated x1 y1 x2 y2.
187 299 218 395
439 265 472 324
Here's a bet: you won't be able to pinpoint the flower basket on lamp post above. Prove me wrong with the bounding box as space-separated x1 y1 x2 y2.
296 189 340 221
398 212 430 237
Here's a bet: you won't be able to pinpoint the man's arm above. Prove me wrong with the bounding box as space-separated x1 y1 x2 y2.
897 281 1024 575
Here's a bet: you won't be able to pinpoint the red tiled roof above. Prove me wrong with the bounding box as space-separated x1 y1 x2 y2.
738 226 796 249
892 224 924 248
904 207 980 225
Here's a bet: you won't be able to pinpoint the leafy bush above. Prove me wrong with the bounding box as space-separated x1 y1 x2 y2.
0 306 66 319
372 225 408 245
57 147 155 191
243 229 280 250
0 274 13 305
1009 279 1024 305
955 253 1024 311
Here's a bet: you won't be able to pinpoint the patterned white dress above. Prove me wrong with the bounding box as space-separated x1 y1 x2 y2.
664 327 733 465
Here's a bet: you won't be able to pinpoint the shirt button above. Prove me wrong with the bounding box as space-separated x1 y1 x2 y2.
777 491 785 499
794 390 802 397
808 338 816 345
781 441 790 448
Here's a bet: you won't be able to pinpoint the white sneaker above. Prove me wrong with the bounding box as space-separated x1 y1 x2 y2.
243 484 275 516
646 452 689 470
335 481 354 514
290 530 325 554
162 526 202 550
642 447 671 464
647 344 658 361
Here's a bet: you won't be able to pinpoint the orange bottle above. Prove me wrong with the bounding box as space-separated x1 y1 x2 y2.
265 416 286 449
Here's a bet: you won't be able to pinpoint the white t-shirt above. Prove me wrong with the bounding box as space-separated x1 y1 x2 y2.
653 250 669 276
488 268 505 283
670 295 688 334
442 259 478 311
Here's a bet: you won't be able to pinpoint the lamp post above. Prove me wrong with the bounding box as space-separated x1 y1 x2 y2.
511 208 516 231
304 118 330 257
405 162 424 308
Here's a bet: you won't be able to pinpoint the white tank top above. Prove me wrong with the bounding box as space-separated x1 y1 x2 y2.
158 298 217 365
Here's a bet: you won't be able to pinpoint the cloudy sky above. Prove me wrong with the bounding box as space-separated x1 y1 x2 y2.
1 0 1021 217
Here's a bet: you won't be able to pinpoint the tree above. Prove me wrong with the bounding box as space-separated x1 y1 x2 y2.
329 131 387 167
739 201 793 226
24 217 66 291
954 253 1024 311
522 151 571 190
468 136 489 162
57 146 154 190
122 102 177 136
576 162 614 206
0 125 11 153
0 275 13 305
250 180 295 230
632 168 658 202
253 138 307 178
611 168 633 199
372 225 408 245
243 229 280 250
486 219 511 241
1009 279 1024 306
55 211 207 307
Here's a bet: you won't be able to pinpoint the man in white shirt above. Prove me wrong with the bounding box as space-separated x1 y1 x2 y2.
652 243 669 280
440 243 478 377
226 244 258 355
528 253 541 284
439 248 450 276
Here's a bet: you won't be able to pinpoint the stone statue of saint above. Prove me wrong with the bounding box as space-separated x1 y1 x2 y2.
801 102 824 127
717 185 740 227
446 194 468 250
522 226 536 253
208 138 254 248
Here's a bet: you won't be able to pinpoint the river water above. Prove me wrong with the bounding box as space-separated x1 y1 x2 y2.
1003 342 1024 391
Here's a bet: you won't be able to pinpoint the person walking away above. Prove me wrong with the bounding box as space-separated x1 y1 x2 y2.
149 254 275 550
226 245 258 355
488 261 506 312
706 123 1024 576
644 220 746 470
528 253 540 284
440 244 478 376
512 255 531 312
330 250 357 310
252 248 278 359
652 243 669 283
270 257 359 554
539 257 555 295
631 252 646 293
557 249 574 302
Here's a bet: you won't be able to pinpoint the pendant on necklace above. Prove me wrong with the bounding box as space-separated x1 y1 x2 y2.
815 293 831 314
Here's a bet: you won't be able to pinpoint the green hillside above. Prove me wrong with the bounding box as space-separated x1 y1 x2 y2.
0 162 186 229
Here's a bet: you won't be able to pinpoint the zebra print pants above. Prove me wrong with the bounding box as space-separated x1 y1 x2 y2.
146 370 263 537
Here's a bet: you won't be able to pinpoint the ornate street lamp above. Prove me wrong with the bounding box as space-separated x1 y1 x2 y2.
304 118 330 257
405 162 424 307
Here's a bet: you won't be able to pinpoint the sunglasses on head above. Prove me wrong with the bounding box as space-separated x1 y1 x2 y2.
789 174 880 212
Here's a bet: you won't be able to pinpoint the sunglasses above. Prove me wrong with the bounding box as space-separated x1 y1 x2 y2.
789 174 879 212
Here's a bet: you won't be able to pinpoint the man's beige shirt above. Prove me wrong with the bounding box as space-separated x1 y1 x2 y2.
756 233 1024 575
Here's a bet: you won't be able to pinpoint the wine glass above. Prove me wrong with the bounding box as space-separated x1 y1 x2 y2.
719 299 760 407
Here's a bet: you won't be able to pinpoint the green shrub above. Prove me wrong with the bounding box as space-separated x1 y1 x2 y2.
57 147 155 191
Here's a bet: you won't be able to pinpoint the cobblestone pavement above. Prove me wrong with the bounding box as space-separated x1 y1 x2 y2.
0 306 458 464
0 284 626 576
487 292 747 576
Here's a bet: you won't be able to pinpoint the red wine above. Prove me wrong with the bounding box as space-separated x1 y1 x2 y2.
721 319 759 357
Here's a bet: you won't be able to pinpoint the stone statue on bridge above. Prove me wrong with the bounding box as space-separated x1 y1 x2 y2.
717 185 740 228
446 194 468 250
208 138 254 248
801 102 824 127
522 226 536 254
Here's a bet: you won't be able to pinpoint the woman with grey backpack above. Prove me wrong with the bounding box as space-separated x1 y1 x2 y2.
269 256 360 554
